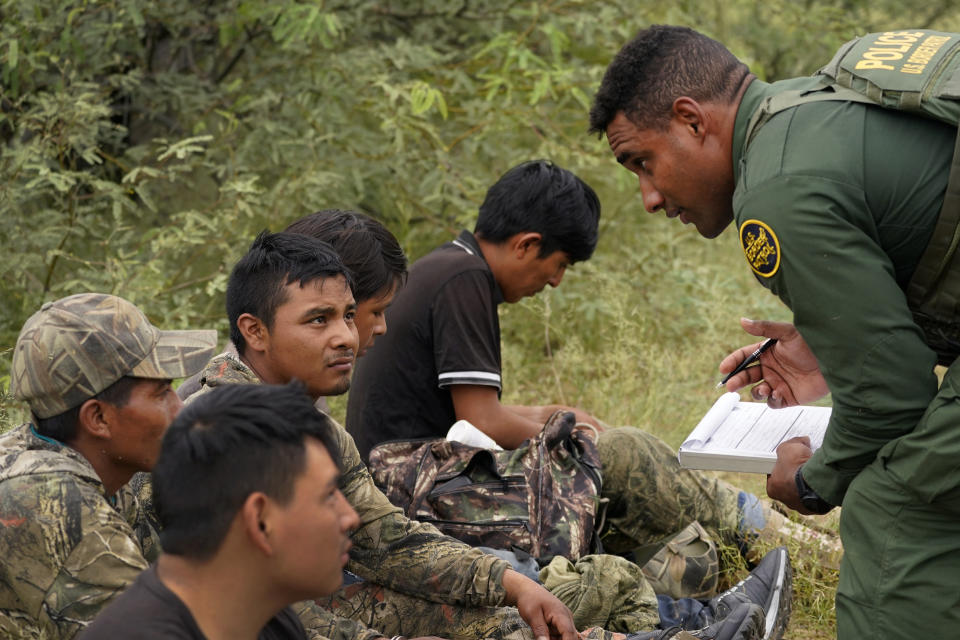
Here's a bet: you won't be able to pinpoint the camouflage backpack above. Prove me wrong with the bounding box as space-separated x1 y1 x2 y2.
368 410 604 563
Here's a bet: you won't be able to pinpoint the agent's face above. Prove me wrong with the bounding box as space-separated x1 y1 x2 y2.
354 283 397 357
606 111 734 239
270 439 360 599
259 276 359 398
103 378 182 473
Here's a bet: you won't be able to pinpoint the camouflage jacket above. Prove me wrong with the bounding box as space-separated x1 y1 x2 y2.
175 354 512 639
0 424 150 639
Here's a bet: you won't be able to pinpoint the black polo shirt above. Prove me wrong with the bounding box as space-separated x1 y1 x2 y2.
346 230 504 461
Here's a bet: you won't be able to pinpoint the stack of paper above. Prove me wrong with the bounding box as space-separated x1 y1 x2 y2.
678 393 831 474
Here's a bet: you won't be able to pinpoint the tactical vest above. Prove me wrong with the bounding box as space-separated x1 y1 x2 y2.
744 30 960 365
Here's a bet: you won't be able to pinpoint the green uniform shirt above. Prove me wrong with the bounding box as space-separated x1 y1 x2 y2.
0 425 150 639
731 77 954 505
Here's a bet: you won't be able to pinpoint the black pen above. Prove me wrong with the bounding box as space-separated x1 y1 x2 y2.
716 338 778 388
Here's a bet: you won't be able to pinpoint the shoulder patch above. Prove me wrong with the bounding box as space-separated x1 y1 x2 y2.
739 219 781 278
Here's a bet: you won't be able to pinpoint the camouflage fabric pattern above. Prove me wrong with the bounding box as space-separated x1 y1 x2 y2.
639 522 719 600
115 480 162 564
369 410 602 562
538 553 660 632
0 424 149 639
314 580 636 640
597 427 842 580
183 354 518 633
11 293 216 418
595 427 741 555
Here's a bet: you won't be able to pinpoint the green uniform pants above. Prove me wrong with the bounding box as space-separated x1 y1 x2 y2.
837 359 960 639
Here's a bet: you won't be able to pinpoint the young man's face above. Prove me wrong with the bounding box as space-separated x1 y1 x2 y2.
606 110 734 239
354 282 397 357
502 249 570 303
103 378 182 473
260 275 359 398
271 438 359 598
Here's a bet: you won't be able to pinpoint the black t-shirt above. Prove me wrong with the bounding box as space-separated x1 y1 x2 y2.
78 565 307 640
347 230 504 461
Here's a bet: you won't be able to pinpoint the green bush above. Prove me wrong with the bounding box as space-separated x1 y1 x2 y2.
5 3 960 635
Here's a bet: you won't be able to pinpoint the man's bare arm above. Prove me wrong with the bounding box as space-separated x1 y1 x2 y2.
450 386 601 449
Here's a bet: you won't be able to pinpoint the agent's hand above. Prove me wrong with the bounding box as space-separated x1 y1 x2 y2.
766 436 816 514
502 569 578 640
719 318 829 407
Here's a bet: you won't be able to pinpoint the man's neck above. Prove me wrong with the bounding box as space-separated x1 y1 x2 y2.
156 553 287 640
237 352 273 385
474 236 508 297
69 439 131 497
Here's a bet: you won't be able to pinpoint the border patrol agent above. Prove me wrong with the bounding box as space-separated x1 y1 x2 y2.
591 25 960 639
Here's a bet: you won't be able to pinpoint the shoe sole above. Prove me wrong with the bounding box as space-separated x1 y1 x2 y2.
762 547 792 640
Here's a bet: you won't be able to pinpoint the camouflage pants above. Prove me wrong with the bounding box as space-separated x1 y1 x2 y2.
313 581 635 640
596 427 741 554
539 553 660 631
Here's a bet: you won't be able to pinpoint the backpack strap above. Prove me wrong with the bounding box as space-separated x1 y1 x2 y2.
743 83 879 150
905 127 960 365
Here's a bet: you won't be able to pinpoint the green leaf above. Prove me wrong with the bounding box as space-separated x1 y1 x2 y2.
7 39 18 70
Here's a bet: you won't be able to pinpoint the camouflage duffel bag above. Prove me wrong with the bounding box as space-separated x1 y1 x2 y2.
369 410 604 563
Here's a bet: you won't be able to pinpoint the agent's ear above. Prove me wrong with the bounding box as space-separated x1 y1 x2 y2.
76 398 112 441
512 232 543 259
672 96 707 137
236 313 268 354
242 492 274 556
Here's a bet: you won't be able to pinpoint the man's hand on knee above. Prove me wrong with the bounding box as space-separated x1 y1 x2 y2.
501 569 577 640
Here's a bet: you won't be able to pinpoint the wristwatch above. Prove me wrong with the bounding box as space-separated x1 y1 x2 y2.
794 466 834 514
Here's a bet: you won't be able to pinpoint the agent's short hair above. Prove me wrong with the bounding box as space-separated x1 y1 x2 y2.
34 376 139 442
589 24 750 134
475 160 600 264
284 210 408 302
154 381 341 561
227 231 352 356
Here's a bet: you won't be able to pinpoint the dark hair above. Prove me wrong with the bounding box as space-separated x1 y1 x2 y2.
589 25 750 134
227 231 352 356
475 160 600 264
34 376 140 442
284 210 408 302
154 381 341 561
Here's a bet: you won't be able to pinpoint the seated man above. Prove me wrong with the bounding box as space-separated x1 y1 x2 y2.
184 230 769 640
80 382 360 639
0 293 216 638
278 209 788 638
284 209 407 360
176 207 407 402
345 160 839 580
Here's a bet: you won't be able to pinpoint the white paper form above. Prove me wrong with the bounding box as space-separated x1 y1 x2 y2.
678 393 831 474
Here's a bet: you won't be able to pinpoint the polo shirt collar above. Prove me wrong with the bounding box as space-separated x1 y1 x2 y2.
452 230 505 305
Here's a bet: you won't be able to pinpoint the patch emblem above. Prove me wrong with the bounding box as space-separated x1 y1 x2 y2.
739 219 780 278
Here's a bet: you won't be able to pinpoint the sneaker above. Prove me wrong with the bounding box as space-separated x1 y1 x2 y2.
626 602 765 640
710 546 792 640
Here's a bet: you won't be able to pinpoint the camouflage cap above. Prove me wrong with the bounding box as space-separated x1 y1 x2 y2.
11 293 218 419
